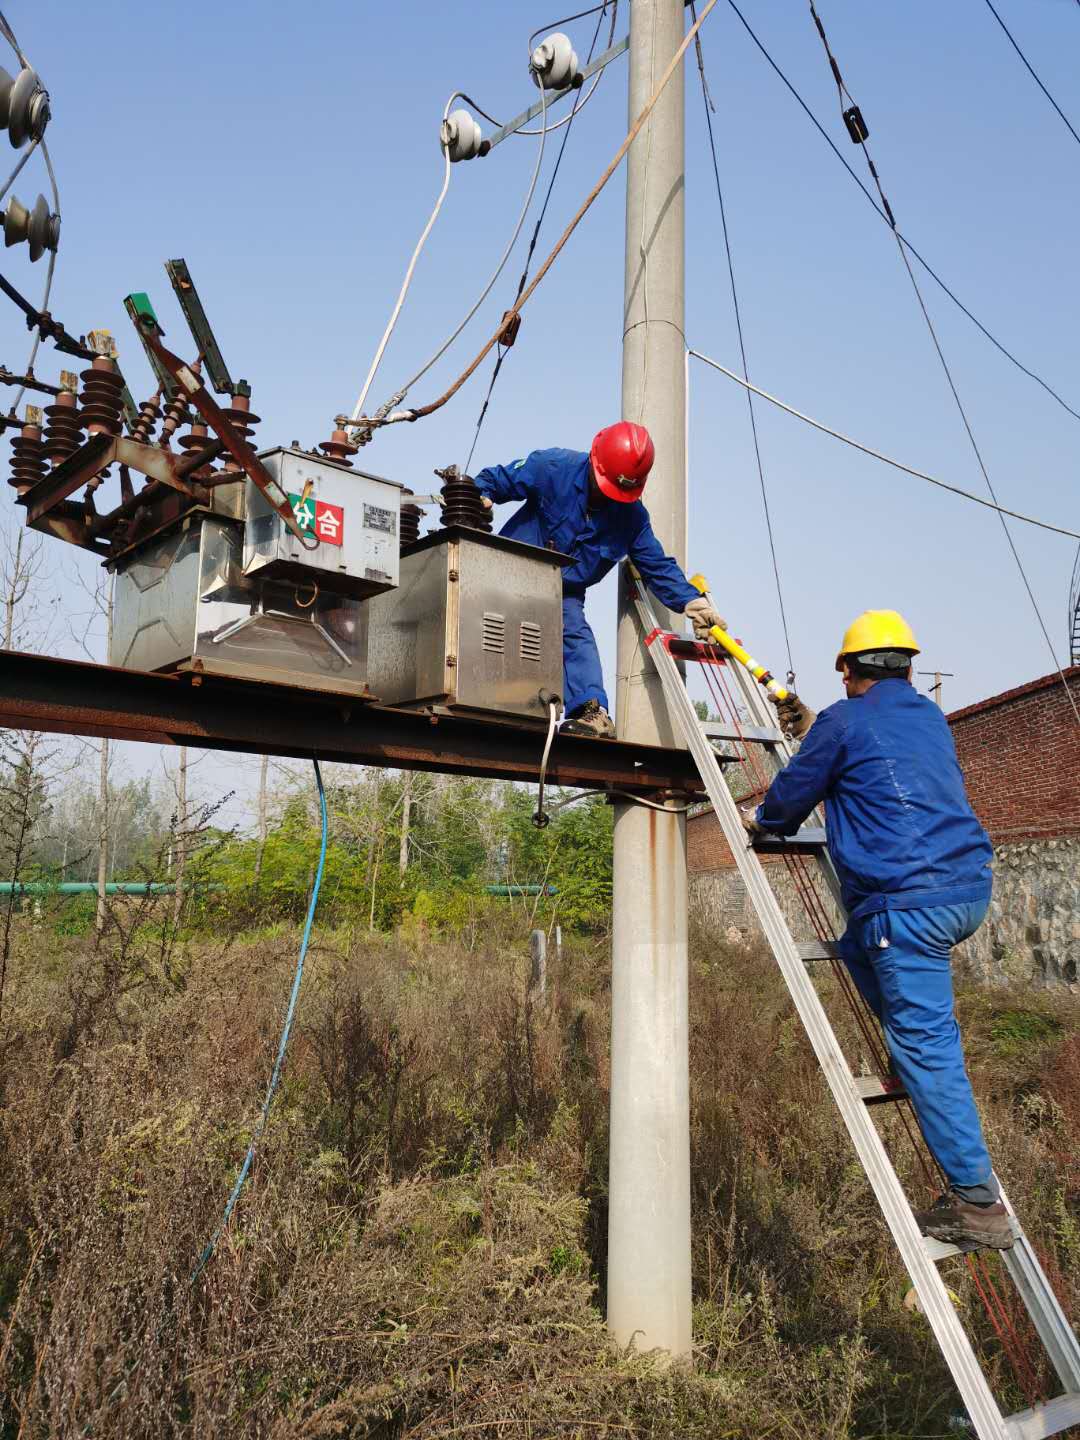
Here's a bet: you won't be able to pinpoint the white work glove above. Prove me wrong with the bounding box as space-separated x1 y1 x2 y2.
740 806 767 840
771 693 816 741
480 495 493 510
685 596 727 640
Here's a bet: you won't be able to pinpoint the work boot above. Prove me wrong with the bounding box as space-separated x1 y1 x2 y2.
914 1192 1015 1252
561 700 616 739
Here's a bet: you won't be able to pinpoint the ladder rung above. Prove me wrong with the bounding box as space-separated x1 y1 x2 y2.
854 1074 908 1105
1004 1390 1080 1440
797 939 839 962
752 826 827 855
702 720 784 745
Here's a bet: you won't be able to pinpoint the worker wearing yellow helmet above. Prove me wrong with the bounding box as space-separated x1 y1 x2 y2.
745 609 1008 1252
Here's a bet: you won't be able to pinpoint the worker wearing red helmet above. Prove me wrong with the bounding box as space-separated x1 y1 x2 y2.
472 421 723 737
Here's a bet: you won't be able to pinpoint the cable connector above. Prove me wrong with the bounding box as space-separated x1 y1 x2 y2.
0 66 50 148
842 104 869 144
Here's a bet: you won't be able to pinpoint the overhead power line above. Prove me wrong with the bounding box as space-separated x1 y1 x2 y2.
687 350 1080 542
804 0 1080 726
722 0 1080 428
689 2 794 680
981 0 1080 150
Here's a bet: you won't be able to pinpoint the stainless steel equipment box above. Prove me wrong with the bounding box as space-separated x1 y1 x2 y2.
366 527 566 721
244 447 402 600
110 514 371 698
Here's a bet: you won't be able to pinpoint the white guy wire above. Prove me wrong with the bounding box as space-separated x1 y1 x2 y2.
688 349 1080 542
0 137 38 209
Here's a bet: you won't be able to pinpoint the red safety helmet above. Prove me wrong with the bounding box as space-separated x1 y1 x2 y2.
589 421 654 503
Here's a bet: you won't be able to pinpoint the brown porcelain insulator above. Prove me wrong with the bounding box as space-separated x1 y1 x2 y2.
158 391 190 446
440 471 491 532
42 388 85 466
9 414 45 494
130 395 161 446
78 356 124 437
219 392 260 471
177 419 218 479
399 488 422 549
318 427 358 466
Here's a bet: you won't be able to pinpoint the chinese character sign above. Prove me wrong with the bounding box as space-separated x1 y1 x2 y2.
314 501 344 546
288 493 345 547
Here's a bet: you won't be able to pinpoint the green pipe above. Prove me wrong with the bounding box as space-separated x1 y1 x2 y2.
484 884 557 897
0 882 175 896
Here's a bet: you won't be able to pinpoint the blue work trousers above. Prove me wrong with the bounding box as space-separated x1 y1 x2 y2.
562 593 607 716
838 900 996 1196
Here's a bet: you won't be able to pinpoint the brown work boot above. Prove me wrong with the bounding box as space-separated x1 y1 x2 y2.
915 1193 1015 1252
561 700 616 739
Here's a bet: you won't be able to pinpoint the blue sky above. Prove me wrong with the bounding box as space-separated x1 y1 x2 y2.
2 1 1078 812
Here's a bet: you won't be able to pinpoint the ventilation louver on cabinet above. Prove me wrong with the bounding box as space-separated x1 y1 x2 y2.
482 612 506 654
519 620 542 662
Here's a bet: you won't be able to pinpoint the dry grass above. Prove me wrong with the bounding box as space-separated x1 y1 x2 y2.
0 916 1076 1438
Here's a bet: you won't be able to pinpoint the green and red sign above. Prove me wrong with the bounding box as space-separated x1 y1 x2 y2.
288 492 344 547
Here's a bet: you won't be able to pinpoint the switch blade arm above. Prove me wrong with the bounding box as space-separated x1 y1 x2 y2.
136 321 315 548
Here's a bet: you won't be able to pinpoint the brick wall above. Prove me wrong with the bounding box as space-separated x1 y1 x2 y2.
947 666 1080 843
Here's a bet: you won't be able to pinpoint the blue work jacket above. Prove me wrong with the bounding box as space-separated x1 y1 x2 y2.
473 447 699 610
755 678 993 921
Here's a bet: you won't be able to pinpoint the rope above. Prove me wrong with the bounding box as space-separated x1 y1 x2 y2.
722 0 1080 428
804 1 1080 729
689 3 794 682
687 352 1080 542
463 0 617 473
980 0 1080 150
192 758 328 1281
357 0 720 435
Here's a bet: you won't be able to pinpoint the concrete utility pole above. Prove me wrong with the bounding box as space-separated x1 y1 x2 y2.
609 0 691 1359
918 670 954 710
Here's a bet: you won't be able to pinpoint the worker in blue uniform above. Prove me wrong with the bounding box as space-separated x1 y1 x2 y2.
472 421 724 737
745 611 1011 1251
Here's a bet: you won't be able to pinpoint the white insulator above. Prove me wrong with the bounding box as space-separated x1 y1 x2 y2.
441 108 483 163
3 192 59 262
0 67 50 148
530 32 579 91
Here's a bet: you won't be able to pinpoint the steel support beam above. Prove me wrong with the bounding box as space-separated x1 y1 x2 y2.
0 650 706 795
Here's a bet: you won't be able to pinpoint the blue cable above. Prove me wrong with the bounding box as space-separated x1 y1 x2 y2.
192 757 328 1281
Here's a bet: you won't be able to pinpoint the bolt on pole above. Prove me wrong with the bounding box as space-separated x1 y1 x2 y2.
609 0 692 1359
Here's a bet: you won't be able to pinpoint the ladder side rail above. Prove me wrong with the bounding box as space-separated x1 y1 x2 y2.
632 586 1010 1440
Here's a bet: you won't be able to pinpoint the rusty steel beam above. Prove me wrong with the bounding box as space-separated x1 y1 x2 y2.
0 651 706 796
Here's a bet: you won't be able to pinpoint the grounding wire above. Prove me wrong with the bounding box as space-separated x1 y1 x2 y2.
980 0 1080 151
348 98 456 422
806 0 1080 726
361 82 551 426
690 1 794 682
463 1 616 473
687 351 1080 542
723 0 1080 428
192 758 327 1281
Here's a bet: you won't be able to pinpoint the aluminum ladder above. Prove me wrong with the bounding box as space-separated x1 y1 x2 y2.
630 573 1080 1440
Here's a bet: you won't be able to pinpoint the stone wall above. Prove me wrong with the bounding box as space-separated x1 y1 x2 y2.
688 838 1079 990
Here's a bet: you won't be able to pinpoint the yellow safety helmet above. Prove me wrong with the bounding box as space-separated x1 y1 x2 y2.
835 610 920 671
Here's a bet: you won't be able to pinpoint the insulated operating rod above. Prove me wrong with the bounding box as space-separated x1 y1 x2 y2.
688 573 792 702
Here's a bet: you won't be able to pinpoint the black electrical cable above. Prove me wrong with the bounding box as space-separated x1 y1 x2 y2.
689 2 795 684
980 0 1080 150
805 0 1080 729
723 0 1080 428
0 270 92 360
463 1 617 473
